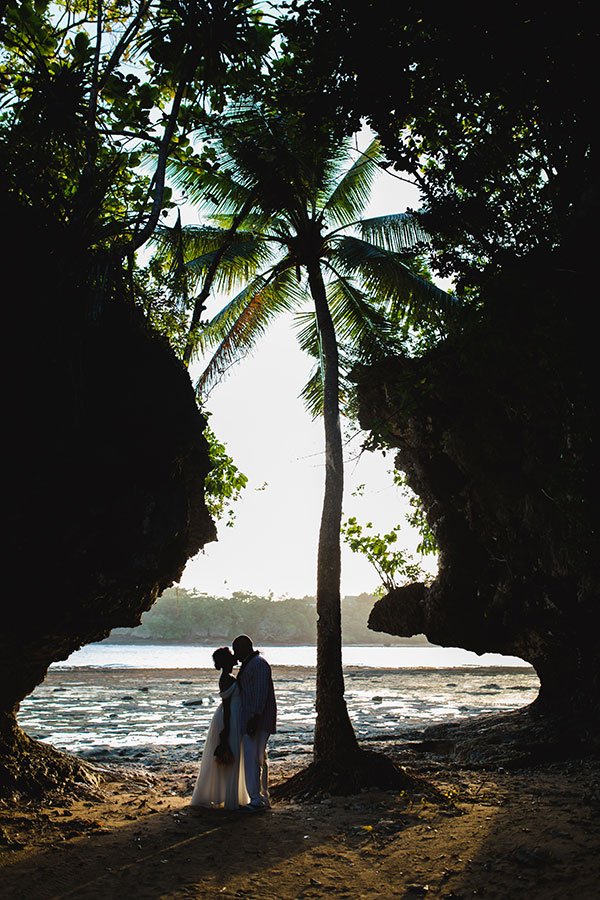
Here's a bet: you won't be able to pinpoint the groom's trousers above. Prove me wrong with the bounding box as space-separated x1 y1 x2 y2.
243 730 270 807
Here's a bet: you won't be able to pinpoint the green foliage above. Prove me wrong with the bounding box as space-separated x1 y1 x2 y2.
341 517 426 595
203 422 248 526
133 266 248 527
392 471 438 557
341 469 437 593
134 262 192 355
1 0 273 258
151 107 453 412
107 587 423 644
278 3 596 295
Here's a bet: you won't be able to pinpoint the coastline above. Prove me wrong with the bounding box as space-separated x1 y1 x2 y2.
19 665 539 774
99 636 434 646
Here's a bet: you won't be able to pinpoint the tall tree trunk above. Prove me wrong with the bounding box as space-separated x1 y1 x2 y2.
307 260 359 762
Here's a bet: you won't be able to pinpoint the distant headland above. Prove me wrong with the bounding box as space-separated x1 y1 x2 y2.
102 588 431 647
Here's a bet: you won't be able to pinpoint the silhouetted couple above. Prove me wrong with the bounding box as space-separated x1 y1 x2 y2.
190 635 276 812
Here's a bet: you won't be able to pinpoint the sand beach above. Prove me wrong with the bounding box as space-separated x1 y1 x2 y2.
1 743 599 899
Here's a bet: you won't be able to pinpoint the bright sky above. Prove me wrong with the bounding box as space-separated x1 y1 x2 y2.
176 134 440 599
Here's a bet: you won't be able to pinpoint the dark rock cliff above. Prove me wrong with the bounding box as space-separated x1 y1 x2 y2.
1 197 216 795
356 251 599 729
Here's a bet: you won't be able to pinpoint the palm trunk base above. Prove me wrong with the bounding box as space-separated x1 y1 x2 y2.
271 747 445 802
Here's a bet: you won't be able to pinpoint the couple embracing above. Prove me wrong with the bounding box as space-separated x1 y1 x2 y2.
191 635 276 812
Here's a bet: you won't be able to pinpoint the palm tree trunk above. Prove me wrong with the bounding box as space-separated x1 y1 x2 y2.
307 260 359 763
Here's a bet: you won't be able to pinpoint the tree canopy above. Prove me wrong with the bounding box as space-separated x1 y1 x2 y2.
1 0 272 257
277 2 597 294
151 109 450 404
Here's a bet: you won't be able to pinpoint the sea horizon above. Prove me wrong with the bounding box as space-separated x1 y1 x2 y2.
50 642 534 671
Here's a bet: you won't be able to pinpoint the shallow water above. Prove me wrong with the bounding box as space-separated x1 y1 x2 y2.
51 643 530 669
20 664 539 768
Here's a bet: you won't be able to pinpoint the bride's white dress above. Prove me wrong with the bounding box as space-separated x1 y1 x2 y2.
190 681 249 810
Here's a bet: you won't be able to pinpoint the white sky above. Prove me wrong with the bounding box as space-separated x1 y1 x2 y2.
175 134 440 599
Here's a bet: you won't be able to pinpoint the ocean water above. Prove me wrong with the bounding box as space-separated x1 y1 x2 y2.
50 643 530 670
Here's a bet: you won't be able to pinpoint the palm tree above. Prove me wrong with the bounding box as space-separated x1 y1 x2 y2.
153 109 451 770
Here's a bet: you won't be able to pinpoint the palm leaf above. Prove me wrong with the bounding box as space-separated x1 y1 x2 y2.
322 138 383 228
359 212 431 252
149 216 190 290
295 277 401 418
165 157 256 215
298 342 381 419
151 223 232 260
150 224 260 296
206 212 288 237
195 262 304 394
299 364 325 418
325 277 400 357
185 233 274 295
332 236 453 322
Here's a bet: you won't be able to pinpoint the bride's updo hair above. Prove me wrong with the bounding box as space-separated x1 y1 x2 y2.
212 646 235 670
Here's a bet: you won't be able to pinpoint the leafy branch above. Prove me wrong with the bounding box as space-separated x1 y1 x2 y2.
341 471 438 593
203 423 248 528
341 516 426 595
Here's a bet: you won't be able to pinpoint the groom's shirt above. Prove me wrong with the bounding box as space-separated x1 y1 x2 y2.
238 652 277 735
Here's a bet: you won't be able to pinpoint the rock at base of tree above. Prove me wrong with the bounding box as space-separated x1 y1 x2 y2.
419 705 599 770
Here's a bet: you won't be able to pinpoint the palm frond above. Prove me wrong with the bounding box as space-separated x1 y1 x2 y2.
325 277 400 358
332 236 453 324
195 262 304 395
149 217 190 288
294 308 319 351
206 212 287 236
298 344 376 420
165 157 255 216
298 364 325 418
322 139 383 228
186 234 274 296
294 278 401 418
150 224 257 296
151 223 233 259
359 212 431 252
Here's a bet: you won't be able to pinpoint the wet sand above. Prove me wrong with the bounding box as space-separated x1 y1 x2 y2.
18 665 540 769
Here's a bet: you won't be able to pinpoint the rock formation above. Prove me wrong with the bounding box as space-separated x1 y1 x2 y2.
1 197 216 795
356 250 599 731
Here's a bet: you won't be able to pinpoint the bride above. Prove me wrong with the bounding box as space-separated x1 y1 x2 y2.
190 646 249 810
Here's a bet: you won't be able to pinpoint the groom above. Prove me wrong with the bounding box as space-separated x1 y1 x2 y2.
232 634 276 811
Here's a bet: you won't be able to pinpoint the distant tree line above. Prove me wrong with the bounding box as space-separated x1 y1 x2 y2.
105 588 428 645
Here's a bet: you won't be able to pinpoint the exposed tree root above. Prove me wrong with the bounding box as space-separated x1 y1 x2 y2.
421 703 600 769
0 728 101 800
271 747 447 803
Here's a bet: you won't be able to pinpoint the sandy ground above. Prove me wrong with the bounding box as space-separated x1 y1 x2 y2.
2 751 599 900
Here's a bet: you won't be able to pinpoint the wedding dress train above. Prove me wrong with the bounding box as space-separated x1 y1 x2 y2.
190 681 249 810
